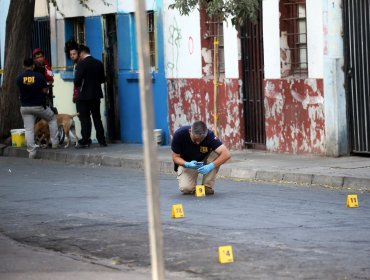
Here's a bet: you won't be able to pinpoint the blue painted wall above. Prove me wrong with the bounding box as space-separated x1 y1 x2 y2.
85 16 104 61
117 5 169 145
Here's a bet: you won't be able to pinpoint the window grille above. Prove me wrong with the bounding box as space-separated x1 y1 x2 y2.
32 17 52 65
205 17 225 75
279 0 307 78
73 17 86 45
147 11 157 70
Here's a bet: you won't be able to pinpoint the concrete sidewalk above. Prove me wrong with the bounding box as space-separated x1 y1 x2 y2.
1 143 370 191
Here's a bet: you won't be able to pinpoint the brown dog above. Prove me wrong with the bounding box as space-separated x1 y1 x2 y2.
34 113 79 148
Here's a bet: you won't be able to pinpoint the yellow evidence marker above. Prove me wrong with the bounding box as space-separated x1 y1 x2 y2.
218 245 234 264
171 204 185 218
195 185 206 197
346 194 359 208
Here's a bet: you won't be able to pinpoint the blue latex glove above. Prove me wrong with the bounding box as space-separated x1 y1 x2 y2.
197 162 215 174
184 160 204 169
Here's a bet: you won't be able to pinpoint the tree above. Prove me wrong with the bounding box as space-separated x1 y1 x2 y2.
168 0 259 26
0 0 35 142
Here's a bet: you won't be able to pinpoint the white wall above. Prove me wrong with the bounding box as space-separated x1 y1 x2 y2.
322 0 347 156
307 0 324 78
162 0 202 78
262 0 280 79
118 0 160 12
223 19 240 79
35 0 49 17
54 0 116 19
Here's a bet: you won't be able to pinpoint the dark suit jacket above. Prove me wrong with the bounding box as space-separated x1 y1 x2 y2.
74 55 105 100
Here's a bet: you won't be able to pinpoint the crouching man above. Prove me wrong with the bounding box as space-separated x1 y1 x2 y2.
16 58 59 158
171 120 231 195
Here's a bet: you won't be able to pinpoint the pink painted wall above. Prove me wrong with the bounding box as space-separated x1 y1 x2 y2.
264 79 325 154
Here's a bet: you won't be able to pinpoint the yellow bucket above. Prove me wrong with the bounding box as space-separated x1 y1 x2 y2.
11 129 26 147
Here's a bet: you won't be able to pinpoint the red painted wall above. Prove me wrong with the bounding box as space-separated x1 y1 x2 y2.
264 79 325 154
167 78 244 149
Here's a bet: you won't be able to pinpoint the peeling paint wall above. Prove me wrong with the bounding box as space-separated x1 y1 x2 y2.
168 78 244 149
264 79 325 154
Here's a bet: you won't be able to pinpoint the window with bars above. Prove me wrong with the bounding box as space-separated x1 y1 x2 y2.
73 17 86 45
279 0 307 78
64 17 85 70
205 17 225 76
147 11 157 70
217 21 225 75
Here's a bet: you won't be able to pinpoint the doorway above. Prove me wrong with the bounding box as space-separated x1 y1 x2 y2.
103 14 120 142
240 7 265 149
343 1 370 154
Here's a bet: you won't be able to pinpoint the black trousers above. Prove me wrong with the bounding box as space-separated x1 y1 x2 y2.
76 99 106 144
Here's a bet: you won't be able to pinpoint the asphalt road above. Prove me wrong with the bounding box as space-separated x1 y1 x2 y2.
1 157 370 279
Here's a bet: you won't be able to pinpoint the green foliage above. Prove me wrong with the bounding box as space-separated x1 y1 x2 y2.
169 0 259 26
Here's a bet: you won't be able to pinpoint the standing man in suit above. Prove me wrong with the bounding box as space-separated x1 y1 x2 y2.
74 45 107 148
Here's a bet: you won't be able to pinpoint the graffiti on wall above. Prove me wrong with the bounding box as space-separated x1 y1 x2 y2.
167 17 182 77
167 78 245 149
264 79 325 154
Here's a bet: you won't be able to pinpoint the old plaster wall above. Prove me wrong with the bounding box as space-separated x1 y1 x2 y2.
167 78 244 149
264 79 325 154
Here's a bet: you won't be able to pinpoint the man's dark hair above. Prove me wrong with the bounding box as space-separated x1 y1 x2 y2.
64 38 79 55
78 45 90 54
191 121 208 138
23 58 34 68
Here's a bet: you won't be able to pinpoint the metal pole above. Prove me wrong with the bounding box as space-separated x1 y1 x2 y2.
134 1 165 280
213 36 219 137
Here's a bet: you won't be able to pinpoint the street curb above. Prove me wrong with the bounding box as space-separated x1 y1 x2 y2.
0 144 8 156
2 147 370 191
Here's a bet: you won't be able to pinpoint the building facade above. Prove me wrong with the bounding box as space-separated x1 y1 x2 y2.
48 0 169 144
2 0 368 156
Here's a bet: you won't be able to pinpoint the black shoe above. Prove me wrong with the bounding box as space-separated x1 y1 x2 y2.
76 139 91 149
99 142 107 147
78 139 91 145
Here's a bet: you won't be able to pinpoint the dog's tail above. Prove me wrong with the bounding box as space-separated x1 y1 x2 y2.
71 112 80 118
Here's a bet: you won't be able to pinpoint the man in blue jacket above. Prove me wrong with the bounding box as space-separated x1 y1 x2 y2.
171 121 231 195
74 45 107 148
16 58 59 158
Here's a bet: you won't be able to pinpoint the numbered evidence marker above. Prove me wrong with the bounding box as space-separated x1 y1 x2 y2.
195 185 205 197
346 194 359 208
171 204 185 218
218 245 234 264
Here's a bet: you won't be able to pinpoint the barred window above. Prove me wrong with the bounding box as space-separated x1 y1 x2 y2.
73 17 85 45
205 17 225 75
147 11 157 70
279 0 307 78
